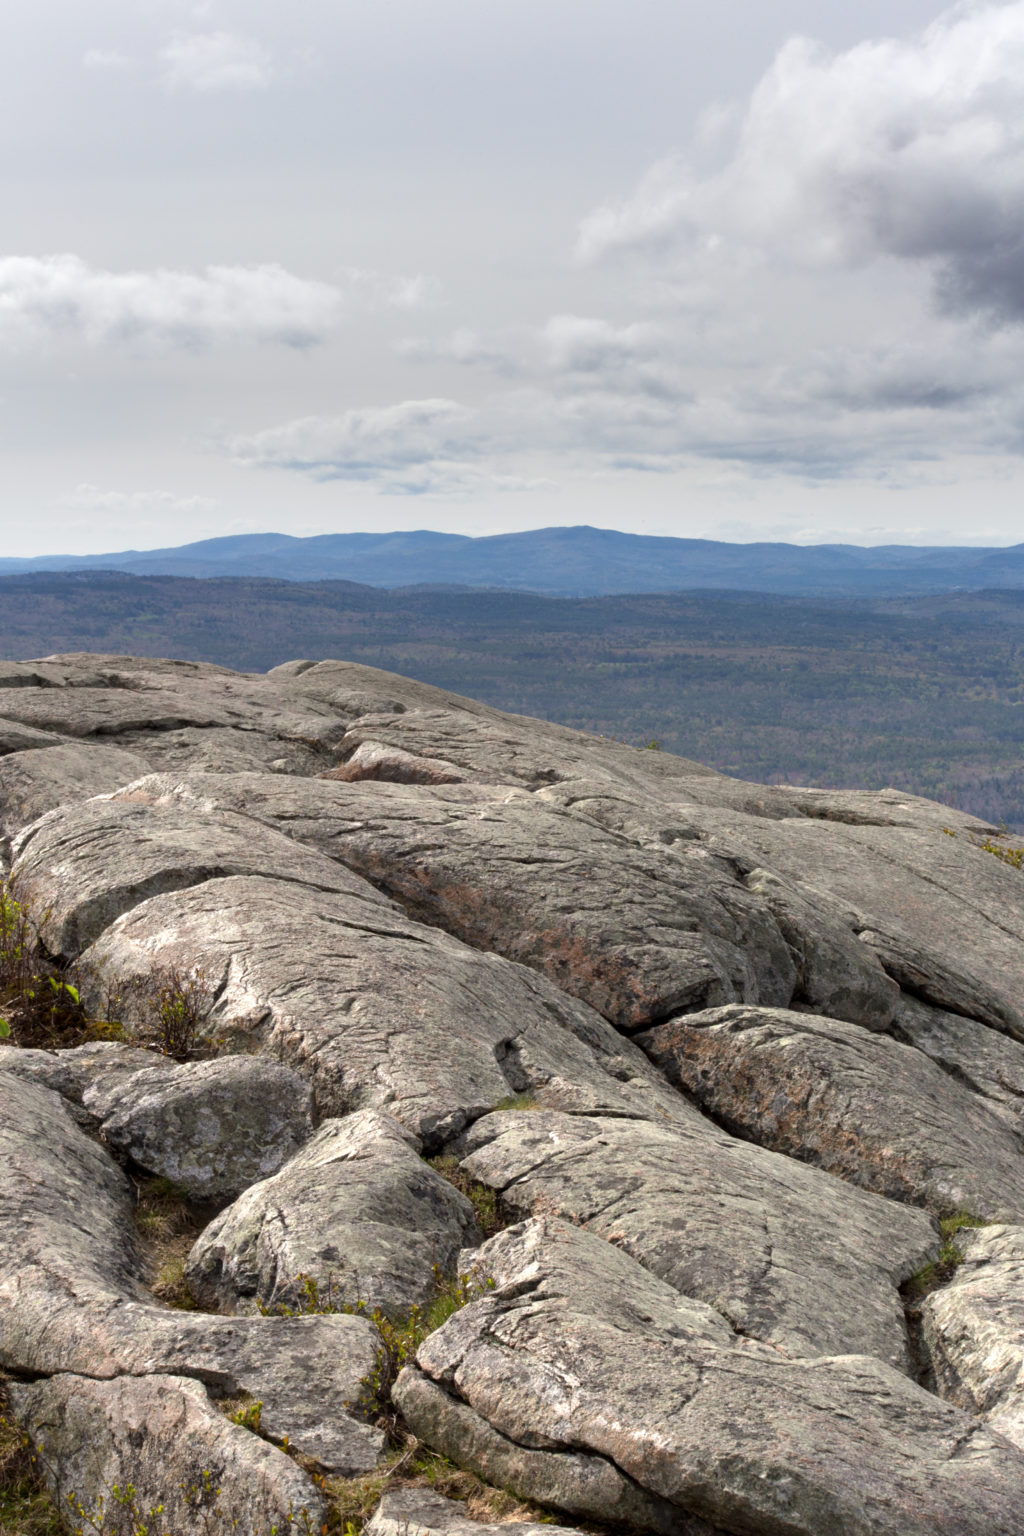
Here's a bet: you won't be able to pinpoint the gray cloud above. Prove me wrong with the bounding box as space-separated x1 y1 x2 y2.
227 398 483 493
578 4 1024 325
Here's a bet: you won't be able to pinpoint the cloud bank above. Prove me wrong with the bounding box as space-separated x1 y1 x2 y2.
0 256 430 352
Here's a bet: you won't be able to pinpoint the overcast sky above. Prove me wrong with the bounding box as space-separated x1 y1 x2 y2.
4 0 1024 555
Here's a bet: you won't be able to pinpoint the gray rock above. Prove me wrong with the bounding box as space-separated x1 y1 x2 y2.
890 993 1024 1123
92 1055 315 1200
117 724 329 777
922 1224 1024 1451
649 803 1024 1042
0 715 68 754
326 739 466 784
9 1372 327 1536
0 659 66 688
77 874 693 1145
0 740 151 839
10 792 390 958
0 1068 383 1473
365 1486 589 1536
0 1070 144 1316
116 770 804 1030
0 1040 163 1112
638 1004 1024 1221
458 1107 937 1365
188 1109 479 1315
395 1217 1024 1536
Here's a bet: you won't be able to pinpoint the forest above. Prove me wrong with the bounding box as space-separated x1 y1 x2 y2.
2 571 1024 828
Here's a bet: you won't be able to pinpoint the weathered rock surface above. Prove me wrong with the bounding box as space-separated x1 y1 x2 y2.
93 1055 315 1200
10 1372 327 1536
458 1107 936 1365
11 793 388 958
4 651 1024 1533
890 993 1024 1125
188 1109 479 1314
77 875 691 1142
396 1217 1024 1536
365 1487 588 1536
0 741 151 851
111 769 843 1031
0 1040 164 1119
639 1004 1024 1220
327 739 467 785
0 1069 383 1474
923 1224 1024 1451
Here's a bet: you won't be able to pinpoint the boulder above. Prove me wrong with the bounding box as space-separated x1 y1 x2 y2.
91 1055 316 1201
326 740 466 784
9 1372 327 1536
638 1004 1024 1220
395 1217 1024 1536
457 1107 937 1366
188 1109 479 1315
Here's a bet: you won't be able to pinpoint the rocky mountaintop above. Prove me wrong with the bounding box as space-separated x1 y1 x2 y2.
2 652 1024 1535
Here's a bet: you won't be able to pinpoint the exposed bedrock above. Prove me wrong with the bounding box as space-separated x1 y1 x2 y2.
9 793 391 959
187 1109 479 1315
108 769 903 1031
456 1107 937 1366
922 1224 1024 1452
0 1070 383 1476
396 1218 1024 1536
3 653 1024 1533
364 1487 590 1536
639 1004 1024 1220
9 1373 327 1536
76 874 691 1143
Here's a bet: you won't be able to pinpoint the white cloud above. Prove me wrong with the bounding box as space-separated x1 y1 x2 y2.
578 2 1024 324
57 484 219 519
0 255 428 352
228 398 484 493
158 31 272 93
82 49 133 72
542 314 661 372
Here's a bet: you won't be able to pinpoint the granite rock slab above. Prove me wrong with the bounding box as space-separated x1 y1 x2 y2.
188 1109 479 1315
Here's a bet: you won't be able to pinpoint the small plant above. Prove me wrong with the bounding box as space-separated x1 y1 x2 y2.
492 1091 539 1112
903 1211 989 1300
229 1399 264 1435
109 964 213 1060
133 1177 207 1309
0 881 91 1048
428 1156 506 1239
941 826 1024 869
261 1267 495 1442
0 1379 63 1536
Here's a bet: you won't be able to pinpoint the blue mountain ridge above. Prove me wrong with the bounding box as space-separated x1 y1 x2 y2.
2 525 1022 597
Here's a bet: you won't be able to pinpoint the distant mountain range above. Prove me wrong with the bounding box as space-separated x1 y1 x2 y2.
2 525 1023 597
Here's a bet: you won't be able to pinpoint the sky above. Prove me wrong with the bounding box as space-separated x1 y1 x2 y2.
4 0 1024 556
